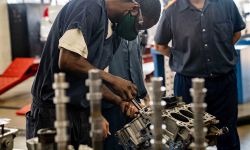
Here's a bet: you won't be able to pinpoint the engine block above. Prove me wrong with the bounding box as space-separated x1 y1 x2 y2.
116 97 226 150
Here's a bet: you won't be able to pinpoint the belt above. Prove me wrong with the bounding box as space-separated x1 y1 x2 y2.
205 70 235 80
177 70 235 80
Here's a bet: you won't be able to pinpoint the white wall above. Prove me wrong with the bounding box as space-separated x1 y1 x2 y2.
0 0 12 74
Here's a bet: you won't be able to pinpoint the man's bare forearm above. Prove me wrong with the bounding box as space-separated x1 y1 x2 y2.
102 85 122 106
59 48 94 75
232 31 241 45
58 48 122 104
154 44 171 57
59 48 117 84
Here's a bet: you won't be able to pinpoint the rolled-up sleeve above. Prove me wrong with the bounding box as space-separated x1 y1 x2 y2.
59 29 88 58
154 9 173 45
58 2 102 58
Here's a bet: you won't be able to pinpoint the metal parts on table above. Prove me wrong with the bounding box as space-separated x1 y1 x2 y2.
0 118 18 150
116 99 225 150
27 72 94 150
86 69 103 150
53 73 69 150
190 78 207 150
150 77 164 150
27 73 69 150
26 128 56 150
27 131 92 150
116 106 152 150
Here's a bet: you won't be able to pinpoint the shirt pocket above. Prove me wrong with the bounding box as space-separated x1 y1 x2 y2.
170 47 183 68
213 21 233 42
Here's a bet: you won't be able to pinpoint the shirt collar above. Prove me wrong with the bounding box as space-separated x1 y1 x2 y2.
178 0 189 12
106 19 113 39
178 0 216 12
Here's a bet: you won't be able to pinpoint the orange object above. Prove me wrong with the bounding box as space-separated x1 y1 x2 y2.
16 104 31 116
0 58 39 94
164 0 177 10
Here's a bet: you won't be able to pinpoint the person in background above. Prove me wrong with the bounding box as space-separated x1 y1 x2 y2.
27 0 161 149
154 0 245 149
103 36 149 149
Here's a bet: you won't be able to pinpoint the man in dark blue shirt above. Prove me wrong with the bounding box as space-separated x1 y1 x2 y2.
154 0 245 149
103 37 149 149
27 0 161 148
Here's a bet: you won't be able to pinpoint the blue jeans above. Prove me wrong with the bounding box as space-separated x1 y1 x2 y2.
174 71 240 150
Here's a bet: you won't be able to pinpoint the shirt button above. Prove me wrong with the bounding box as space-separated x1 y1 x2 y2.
202 29 206 32
201 13 204 16
207 58 211 62
204 44 208 47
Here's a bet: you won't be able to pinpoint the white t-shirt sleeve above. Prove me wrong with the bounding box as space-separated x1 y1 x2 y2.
58 29 88 58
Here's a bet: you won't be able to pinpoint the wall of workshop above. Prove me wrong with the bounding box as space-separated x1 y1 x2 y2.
0 0 11 74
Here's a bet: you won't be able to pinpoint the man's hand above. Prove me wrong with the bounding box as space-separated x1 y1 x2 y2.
111 76 138 101
141 94 150 107
102 116 110 139
119 101 139 118
232 31 241 44
127 102 139 118
154 44 171 57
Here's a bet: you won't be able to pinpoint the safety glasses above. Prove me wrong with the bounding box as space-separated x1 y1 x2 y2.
132 0 144 25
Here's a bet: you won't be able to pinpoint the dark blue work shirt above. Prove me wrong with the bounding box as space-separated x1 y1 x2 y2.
109 38 147 99
32 0 118 108
155 0 246 77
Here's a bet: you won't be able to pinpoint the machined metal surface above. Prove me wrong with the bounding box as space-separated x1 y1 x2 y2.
0 119 18 150
86 69 103 150
53 73 69 150
116 107 152 150
116 97 223 150
150 77 164 150
190 78 207 150
27 72 95 150
164 57 175 97
78 145 94 150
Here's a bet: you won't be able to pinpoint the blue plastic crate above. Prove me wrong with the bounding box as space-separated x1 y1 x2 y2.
151 48 165 85
235 39 250 104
